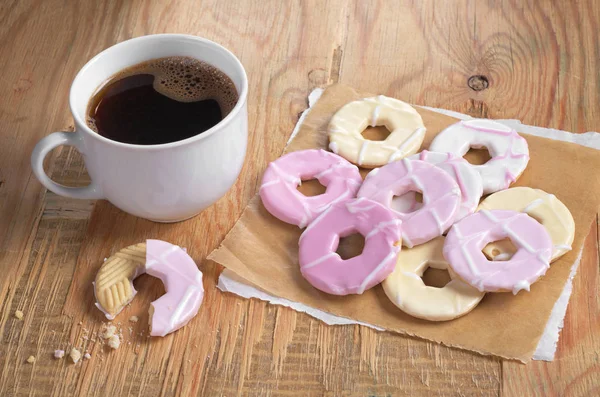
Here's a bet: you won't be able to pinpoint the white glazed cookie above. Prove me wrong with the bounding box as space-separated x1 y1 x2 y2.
429 119 529 194
478 187 574 262
327 95 426 168
382 236 485 321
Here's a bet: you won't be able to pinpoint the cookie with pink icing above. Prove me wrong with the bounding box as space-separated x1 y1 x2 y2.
145 239 204 337
260 149 362 228
443 210 553 294
394 150 483 221
298 197 402 295
358 158 461 247
429 119 529 194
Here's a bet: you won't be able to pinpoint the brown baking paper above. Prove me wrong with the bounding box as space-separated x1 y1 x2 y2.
208 84 600 362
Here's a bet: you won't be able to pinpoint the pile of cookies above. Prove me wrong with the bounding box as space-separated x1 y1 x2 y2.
259 95 575 321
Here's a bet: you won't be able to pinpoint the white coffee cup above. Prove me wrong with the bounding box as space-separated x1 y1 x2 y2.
31 34 248 222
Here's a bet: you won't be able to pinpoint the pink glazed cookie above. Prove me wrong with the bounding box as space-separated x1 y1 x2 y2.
402 150 483 221
358 158 461 247
145 240 204 337
443 210 553 294
260 149 362 228
298 197 402 295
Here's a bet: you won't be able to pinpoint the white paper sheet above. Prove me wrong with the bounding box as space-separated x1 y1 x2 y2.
218 88 600 361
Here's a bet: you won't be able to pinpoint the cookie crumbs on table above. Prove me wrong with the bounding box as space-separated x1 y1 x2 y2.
129 315 139 323
70 348 81 364
14 310 23 320
54 350 65 359
84 353 91 360
102 324 117 339
26 356 36 364
108 335 120 350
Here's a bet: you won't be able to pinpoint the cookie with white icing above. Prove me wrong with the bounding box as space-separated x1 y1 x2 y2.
429 119 529 194
327 95 426 168
382 236 484 321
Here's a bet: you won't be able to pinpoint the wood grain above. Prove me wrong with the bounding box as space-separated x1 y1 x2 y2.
0 0 599 396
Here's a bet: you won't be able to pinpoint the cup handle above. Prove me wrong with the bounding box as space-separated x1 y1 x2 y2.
31 131 104 199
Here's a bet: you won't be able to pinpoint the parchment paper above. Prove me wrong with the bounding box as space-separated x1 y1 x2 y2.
208 84 600 362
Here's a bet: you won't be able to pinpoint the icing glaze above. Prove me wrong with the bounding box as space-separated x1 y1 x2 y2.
357 158 461 247
298 198 402 295
382 236 484 321
260 149 362 228
478 187 575 262
392 150 484 221
443 210 553 293
145 240 204 337
327 96 426 168
429 119 530 194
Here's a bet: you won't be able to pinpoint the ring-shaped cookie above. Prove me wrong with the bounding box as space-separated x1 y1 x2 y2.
259 149 362 228
327 95 426 168
358 158 461 247
93 240 204 337
396 150 483 221
429 119 529 194
443 210 553 294
478 187 574 262
299 197 402 295
382 236 485 321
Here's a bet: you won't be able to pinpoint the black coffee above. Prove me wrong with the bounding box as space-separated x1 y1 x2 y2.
86 56 238 145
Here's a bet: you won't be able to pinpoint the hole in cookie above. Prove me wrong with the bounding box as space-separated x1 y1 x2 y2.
297 179 327 197
421 267 451 288
361 125 390 141
336 233 365 260
482 238 517 261
391 190 424 213
463 147 492 165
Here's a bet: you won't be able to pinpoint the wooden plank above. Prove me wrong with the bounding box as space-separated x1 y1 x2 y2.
0 0 599 396
0 0 133 339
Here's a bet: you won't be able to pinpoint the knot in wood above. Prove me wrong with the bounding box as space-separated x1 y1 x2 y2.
468 75 489 91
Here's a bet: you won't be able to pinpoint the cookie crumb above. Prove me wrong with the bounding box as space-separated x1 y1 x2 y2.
15 310 24 320
108 335 120 350
129 316 139 323
54 350 65 359
70 348 81 364
26 355 36 364
102 325 117 339
84 353 91 360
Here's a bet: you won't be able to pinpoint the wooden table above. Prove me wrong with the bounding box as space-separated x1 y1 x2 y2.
1 1 599 396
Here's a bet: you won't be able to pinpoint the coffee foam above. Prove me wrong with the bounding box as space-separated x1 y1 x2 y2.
113 56 238 115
